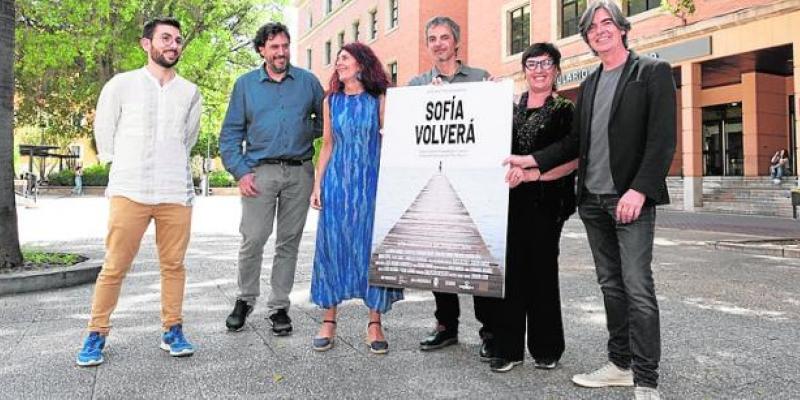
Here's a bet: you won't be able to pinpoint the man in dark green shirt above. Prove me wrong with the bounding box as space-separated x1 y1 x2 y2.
409 16 495 361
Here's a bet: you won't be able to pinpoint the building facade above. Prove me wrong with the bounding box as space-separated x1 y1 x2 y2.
296 0 800 214
295 0 469 88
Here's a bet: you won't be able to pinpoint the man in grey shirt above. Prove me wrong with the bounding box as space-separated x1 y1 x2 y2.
585 64 623 194
408 16 495 361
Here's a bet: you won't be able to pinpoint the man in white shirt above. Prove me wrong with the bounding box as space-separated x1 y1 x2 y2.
76 17 202 367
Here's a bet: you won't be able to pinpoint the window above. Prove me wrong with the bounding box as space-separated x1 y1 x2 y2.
369 9 378 39
325 40 332 65
353 20 360 41
388 62 398 85
389 0 399 29
69 145 82 158
389 62 398 85
626 0 659 16
561 0 586 38
306 48 312 69
307 11 313 28
338 31 345 50
325 0 333 15
508 5 530 55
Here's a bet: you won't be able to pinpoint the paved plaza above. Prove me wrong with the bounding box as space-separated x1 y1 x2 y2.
1 196 799 399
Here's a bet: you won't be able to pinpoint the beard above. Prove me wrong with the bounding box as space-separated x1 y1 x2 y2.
267 55 289 74
151 48 180 68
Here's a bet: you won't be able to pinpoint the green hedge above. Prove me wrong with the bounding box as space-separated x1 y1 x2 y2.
47 164 109 186
47 164 234 187
209 170 235 187
47 169 76 186
82 164 110 186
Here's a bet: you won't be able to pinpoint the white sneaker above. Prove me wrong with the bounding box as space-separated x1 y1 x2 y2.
634 386 661 400
572 361 634 388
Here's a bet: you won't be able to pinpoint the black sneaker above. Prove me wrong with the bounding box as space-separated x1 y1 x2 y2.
419 327 458 351
534 358 559 370
225 299 253 332
479 337 495 362
268 309 293 336
490 358 522 373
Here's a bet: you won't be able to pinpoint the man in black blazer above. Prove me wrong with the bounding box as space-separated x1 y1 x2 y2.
504 1 675 399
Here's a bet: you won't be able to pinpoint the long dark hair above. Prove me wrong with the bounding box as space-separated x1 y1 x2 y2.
327 42 390 98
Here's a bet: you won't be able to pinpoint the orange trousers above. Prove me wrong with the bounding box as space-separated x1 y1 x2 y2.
87 196 192 334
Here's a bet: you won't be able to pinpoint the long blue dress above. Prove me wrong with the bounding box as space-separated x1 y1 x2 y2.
311 91 404 313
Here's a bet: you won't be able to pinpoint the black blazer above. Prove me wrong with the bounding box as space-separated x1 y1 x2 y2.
533 51 677 205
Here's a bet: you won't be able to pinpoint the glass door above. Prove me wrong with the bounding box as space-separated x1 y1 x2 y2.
702 103 743 176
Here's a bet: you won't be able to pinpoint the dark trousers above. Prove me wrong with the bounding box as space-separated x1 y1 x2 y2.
433 292 491 338
493 193 566 362
579 193 661 388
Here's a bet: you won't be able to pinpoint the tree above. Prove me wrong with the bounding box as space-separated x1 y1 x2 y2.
1 0 23 269
14 0 286 147
661 0 696 25
3 0 287 268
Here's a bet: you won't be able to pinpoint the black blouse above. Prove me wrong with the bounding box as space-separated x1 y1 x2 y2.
512 92 574 155
511 92 577 220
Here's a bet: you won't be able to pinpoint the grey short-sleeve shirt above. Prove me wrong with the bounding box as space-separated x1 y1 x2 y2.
407 62 490 86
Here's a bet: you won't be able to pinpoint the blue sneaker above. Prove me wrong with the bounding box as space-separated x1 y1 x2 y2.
160 324 195 357
76 332 106 367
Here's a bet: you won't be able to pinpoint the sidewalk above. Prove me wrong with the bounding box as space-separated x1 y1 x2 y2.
2 197 799 399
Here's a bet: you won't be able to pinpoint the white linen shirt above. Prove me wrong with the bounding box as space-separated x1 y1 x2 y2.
94 67 202 206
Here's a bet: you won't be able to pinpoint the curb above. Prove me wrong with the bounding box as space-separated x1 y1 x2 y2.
0 259 102 296
711 238 800 258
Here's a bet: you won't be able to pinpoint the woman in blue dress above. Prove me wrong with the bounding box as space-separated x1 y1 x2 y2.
309 42 403 354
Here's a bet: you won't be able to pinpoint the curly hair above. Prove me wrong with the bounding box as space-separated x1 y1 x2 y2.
327 42 390 98
253 22 290 53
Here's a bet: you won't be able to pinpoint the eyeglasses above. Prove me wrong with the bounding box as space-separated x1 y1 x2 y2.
524 59 555 71
157 33 184 47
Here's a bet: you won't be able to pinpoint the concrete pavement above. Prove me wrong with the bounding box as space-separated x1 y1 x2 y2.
1 196 799 399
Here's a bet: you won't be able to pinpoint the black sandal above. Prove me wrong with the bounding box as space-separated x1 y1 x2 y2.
366 321 388 354
312 320 336 352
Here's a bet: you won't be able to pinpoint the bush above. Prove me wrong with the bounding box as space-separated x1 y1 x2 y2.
209 170 235 187
83 163 110 186
47 169 76 186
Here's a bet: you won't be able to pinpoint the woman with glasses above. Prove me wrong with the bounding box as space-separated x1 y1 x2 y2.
490 42 578 372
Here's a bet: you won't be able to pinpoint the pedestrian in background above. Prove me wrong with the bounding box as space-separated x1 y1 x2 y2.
72 164 83 195
770 149 789 183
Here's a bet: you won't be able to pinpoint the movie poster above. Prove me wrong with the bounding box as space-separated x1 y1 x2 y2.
369 80 513 298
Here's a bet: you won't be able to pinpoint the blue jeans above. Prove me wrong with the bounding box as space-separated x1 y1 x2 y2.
73 176 83 195
771 165 785 179
578 193 660 388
